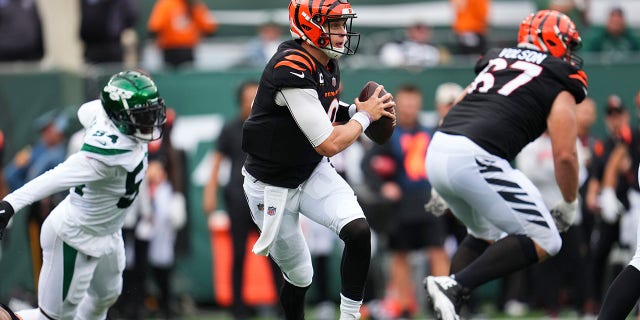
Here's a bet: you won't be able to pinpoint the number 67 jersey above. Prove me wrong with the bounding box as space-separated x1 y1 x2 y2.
439 47 588 162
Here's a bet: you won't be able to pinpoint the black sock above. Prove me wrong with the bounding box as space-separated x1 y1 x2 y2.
599 265 640 320
453 235 538 290
280 280 310 320
339 218 371 301
450 235 490 274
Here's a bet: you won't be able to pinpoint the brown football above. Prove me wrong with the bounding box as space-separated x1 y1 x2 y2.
358 81 395 144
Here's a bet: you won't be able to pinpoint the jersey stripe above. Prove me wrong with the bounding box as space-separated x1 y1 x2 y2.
285 54 314 71
274 60 306 71
569 70 587 87
81 143 131 155
62 243 78 301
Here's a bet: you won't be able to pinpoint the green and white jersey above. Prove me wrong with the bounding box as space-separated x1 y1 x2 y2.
4 100 148 256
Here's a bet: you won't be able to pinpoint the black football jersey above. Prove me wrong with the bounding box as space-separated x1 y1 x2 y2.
439 47 588 161
242 40 345 188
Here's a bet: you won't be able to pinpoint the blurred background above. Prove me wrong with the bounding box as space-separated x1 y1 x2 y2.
1 0 640 319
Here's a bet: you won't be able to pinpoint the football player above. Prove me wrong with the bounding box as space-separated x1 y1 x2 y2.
0 70 166 320
241 0 395 319
422 10 588 319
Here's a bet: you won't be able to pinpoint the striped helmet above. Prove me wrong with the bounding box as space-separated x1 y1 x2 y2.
517 10 583 67
288 0 360 59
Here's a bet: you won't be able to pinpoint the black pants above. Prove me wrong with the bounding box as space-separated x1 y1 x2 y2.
162 48 194 68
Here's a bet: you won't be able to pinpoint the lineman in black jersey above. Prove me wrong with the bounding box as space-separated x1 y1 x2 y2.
422 10 588 319
241 1 395 319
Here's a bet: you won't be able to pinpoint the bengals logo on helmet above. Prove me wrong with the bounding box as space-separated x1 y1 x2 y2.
517 10 583 67
288 0 360 59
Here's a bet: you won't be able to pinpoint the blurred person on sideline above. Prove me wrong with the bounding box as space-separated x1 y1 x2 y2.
582 95 632 315
0 0 44 62
599 89 640 319
449 0 489 56
0 70 166 320
143 155 185 319
148 0 218 68
243 22 286 68
379 22 445 68
79 0 139 65
4 112 69 294
0 130 7 199
423 10 588 318
203 80 282 320
362 84 449 319
241 0 396 319
583 6 640 62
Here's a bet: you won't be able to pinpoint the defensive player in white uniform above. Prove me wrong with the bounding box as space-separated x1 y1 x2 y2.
0 70 166 320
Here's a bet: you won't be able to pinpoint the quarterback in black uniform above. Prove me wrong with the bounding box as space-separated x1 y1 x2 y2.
422 10 588 319
241 0 395 319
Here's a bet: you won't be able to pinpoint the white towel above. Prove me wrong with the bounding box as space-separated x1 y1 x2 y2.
252 185 288 256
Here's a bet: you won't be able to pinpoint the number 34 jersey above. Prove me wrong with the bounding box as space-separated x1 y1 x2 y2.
4 100 147 256
439 47 588 162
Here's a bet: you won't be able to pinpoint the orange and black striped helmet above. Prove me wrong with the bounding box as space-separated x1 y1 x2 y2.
518 10 583 67
289 0 360 59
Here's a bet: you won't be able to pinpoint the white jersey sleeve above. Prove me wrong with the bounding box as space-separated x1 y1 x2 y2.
276 88 334 147
4 153 111 212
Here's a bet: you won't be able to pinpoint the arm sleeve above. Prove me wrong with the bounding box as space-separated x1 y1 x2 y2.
3 153 110 212
276 88 334 147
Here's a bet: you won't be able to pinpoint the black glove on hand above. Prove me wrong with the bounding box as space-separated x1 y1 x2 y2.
0 200 15 240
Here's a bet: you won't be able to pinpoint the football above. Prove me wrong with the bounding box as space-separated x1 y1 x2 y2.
358 81 395 144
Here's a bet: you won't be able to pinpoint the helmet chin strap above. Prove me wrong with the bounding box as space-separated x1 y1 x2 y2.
321 46 346 59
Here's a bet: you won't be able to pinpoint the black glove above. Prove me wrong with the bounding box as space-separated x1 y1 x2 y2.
0 200 15 240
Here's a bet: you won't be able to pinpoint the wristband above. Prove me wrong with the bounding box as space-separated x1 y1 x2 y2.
351 111 371 132
348 103 357 117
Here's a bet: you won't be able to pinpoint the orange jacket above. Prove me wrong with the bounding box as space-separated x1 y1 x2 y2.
451 0 489 35
148 0 218 49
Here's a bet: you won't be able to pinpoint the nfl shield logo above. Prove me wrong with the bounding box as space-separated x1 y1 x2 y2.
267 206 277 216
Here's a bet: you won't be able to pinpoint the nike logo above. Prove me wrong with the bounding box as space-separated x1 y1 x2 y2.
290 71 304 78
96 140 107 146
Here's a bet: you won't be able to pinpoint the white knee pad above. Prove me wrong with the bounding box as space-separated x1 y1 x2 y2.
283 262 314 288
537 231 562 257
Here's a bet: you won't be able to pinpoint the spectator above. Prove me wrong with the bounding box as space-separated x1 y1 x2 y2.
242 22 286 68
145 156 185 319
379 22 444 68
582 94 631 315
4 112 68 293
583 7 640 62
0 0 44 62
434 82 464 126
450 0 489 56
202 80 282 320
147 0 218 68
0 130 8 199
598 89 640 319
536 0 590 32
362 84 449 319
79 0 139 65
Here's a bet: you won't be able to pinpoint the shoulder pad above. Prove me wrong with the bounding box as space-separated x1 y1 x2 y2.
271 49 317 88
